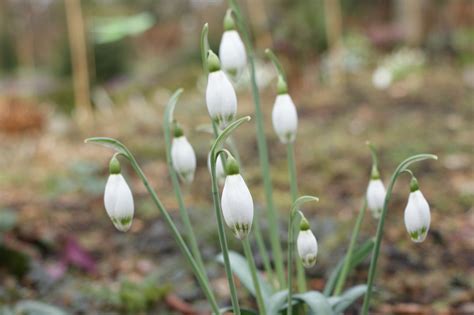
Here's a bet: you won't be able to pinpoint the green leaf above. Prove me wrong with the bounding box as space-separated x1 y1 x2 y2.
92 13 155 44
0 209 17 232
216 251 272 301
293 291 334 315
329 285 367 314
14 300 67 315
219 306 258 315
324 238 374 296
265 290 289 315
84 137 130 158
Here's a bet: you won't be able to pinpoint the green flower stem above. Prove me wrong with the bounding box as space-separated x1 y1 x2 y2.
210 117 252 315
227 0 286 289
287 142 306 293
287 196 319 315
163 106 207 276
242 238 267 315
253 214 275 287
361 154 438 314
333 199 367 296
86 138 220 314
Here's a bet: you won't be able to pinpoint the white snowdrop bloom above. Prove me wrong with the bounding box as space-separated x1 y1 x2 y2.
366 179 387 219
206 50 237 129
171 135 197 184
207 152 225 185
272 92 298 144
104 157 134 232
297 218 318 268
372 66 392 89
404 178 431 243
219 30 247 76
221 157 254 239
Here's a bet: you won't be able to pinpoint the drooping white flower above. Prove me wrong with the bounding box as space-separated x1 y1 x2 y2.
171 128 197 184
272 92 298 144
219 9 247 77
221 157 253 239
404 178 430 243
372 66 392 89
104 157 134 232
366 179 386 219
207 151 225 185
205 50 237 129
297 218 318 268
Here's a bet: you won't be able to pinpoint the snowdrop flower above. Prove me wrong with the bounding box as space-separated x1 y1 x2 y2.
104 156 134 232
219 9 247 77
207 151 225 185
205 50 237 129
272 76 298 143
221 156 254 239
366 166 386 219
171 122 196 183
372 66 392 89
297 217 318 268
404 177 431 243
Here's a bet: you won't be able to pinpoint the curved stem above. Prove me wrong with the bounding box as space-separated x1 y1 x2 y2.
265 48 287 82
227 0 286 288
361 154 437 314
242 238 267 315
333 199 367 296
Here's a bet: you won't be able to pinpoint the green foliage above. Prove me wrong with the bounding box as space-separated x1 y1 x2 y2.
1 300 67 315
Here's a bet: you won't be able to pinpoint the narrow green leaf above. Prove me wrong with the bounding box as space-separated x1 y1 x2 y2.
84 137 129 158
293 291 334 315
216 251 272 301
329 285 367 313
324 239 374 296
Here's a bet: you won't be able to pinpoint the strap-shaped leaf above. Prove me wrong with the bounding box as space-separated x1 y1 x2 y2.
216 251 272 301
329 285 367 314
14 300 67 315
324 238 374 296
293 291 334 315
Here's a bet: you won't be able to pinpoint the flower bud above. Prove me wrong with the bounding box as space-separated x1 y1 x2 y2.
297 217 318 268
221 157 254 239
219 10 247 77
366 165 386 219
207 152 225 185
171 122 196 184
206 50 238 129
104 157 134 232
404 177 430 243
271 92 298 144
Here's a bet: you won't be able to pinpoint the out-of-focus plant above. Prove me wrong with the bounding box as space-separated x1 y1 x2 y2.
83 1 438 314
372 47 426 89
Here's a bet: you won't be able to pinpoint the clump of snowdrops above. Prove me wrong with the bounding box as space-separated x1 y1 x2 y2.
86 2 437 314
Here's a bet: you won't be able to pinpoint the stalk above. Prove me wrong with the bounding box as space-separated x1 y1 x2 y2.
361 154 438 314
85 138 220 314
287 142 306 292
333 199 367 295
242 238 267 314
163 114 207 275
227 0 286 288
209 118 253 315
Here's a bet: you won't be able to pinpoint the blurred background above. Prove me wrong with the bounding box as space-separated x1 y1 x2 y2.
0 0 472 314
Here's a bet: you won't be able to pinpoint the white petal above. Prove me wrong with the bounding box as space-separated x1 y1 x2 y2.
372 67 392 89
219 30 247 75
366 179 386 219
171 136 197 183
104 174 134 232
272 94 298 143
221 174 254 239
404 190 430 242
206 70 237 129
297 229 318 268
